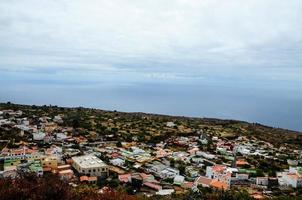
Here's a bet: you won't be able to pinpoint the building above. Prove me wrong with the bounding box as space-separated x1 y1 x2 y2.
72 155 109 177
206 165 232 188
281 173 302 188
40 156 58 170
166 122 175 127
174 175 185 185
17 160 43 177
256 177 278 188
32 132 46 141
110 158 125 167
56 133 68 141
59 169 74 180
3 159 21 171
147 161 179 179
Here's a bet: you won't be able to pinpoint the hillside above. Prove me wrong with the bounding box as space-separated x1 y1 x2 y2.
1 102 301 149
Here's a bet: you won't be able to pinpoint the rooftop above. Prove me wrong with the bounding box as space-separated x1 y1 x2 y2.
72 155 107 169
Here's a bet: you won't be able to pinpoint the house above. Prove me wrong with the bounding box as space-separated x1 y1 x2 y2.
80 175 97 184
206 165 232 188
277 167 302 188
32 132 46 141
143 182 162 191
40 156 58 170
186 166 200 178
119 174 131 183
147 161 179 179
57 164 71 171
3 159 21 170
194 176 212 188
1 146 40 160
72 155 109 177
58 169 74 180
280 172 302 188
196 151 216 159
53 115 63 123
236 173 249 180
17 160 43 177
110 158 125 167
174 175 185 185
156 189 175 195
256 177 269 186
236 159 249 167
194 176 228 190
56 133 68 141
287 159 299 166
166 122 175 127
160 168 179 179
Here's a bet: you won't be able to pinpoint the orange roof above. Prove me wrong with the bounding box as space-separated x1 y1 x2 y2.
59 169 73 175
80 176 89 182
212 165 226 173
252 193 265 199
88 176 97 182
236 160 249 165
286 173 302 180
210 180 228 190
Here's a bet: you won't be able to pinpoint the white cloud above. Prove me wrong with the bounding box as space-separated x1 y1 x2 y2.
0 0 302 82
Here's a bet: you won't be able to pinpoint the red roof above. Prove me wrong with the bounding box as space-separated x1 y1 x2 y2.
181 182 194 189
111 153 120 158
143 182 162 191
195 176 212 187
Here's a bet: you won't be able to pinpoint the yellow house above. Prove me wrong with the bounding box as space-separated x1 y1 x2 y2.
40 156 58 170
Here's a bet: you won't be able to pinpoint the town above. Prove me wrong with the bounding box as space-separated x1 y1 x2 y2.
0 103 302 199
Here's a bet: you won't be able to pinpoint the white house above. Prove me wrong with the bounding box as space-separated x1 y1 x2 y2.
160 168 179 179
174 175 185 185
281 172 302 188
110 158 125 167
166 122 175 127
56 133 68 141
72 155 109 177
32 132 46 141
196 151 216 159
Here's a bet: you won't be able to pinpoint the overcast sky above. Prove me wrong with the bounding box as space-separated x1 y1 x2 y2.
0 0 302 85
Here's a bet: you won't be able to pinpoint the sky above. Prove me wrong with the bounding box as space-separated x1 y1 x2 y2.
0 0 302 130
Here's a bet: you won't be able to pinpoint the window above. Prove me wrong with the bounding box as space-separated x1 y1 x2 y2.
93 169 96 172
88 170 91 173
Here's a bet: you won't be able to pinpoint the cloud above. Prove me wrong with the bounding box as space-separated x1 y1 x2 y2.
0 0 302 83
